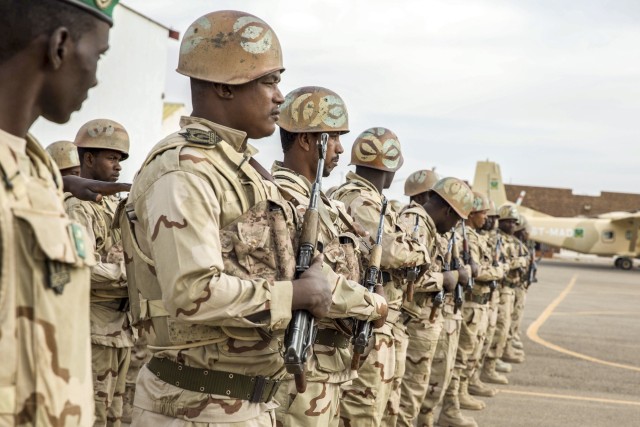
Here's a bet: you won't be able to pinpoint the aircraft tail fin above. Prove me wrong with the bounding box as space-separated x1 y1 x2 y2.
472 160 508 207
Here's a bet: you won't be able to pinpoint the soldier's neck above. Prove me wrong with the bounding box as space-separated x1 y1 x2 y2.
282 155 314 184
0 57 43 138
355 166 384 193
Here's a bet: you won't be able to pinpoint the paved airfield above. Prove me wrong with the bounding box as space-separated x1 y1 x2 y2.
463 258 640 427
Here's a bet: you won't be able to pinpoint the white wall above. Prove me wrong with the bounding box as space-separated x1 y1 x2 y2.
31 5 173 183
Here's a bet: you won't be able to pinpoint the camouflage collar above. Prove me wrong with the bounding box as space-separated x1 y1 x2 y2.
179 116 249 153
271 161 312 197
345 171 380 196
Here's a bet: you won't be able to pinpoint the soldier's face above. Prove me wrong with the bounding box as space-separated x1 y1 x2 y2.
470 210 487 229
60 166 81 177
483 216 496 231
383 170 396 189
87 149 123 182
232 71 284 139
322 132 344 177
41 19 110 124
499 218 517 234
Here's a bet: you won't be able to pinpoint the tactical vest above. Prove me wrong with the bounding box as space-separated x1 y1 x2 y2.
118 128 300 350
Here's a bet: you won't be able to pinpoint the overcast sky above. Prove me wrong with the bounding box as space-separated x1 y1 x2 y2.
124 0 640 202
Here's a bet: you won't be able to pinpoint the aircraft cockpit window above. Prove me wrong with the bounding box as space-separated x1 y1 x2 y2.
602 231 615 243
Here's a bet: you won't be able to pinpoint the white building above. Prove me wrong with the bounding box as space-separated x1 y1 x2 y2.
31 3 178 183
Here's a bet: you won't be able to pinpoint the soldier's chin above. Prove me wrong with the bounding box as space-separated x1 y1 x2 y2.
249 123 277 140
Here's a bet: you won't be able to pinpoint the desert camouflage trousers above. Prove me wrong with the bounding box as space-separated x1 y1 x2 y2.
509 285 527 345
396 312 445 427
131 408 277 426
92 344 131 427
339 330 395 427
122 332 152 424
273 379 340 427
480 291 499 362
381 320 409 426
459 302 489 379
416 311 461 425
488 285 515 360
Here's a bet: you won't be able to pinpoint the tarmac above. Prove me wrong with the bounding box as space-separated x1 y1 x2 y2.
462 257 640 427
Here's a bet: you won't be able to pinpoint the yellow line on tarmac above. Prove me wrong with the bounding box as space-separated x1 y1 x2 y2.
501 389 640 407
552 311 640 317
526 274 640 372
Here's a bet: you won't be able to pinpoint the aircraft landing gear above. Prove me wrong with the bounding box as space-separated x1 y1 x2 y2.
615 257 633 270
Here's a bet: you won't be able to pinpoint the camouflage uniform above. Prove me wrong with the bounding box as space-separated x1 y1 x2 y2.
332 173 428 427
125 116 301 425
65 194 134 426
271 163 386 427
396 204 446 427
486 229 525 371
508 238 530 355
0 130 94 426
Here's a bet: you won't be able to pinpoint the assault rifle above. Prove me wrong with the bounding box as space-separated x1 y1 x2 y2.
351 198 387 370
284 133 328 393
461 220 474 292
526 241 538 288
490 235 504 296
405 215 421 303
450 229 464 313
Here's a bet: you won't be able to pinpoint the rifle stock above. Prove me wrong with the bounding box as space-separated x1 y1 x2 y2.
351 198 387 369
283 133 328 392
461 220 474 292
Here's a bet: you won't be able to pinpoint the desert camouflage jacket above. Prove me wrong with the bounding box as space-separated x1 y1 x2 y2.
456 225 504 296
65 195 134 348
0 130 94 426
331 172 428 327
272 162 386 383
126 116 302 422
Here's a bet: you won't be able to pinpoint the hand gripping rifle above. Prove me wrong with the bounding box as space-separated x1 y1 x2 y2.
351 198 387 370
449 229 464 314
429 234 454 323
405 215 421 303
461 220 474 293
526 241 538 288
284 133 328 393
490 235 504 296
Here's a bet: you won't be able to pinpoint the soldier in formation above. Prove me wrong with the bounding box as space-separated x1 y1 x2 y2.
65 119 134 426
3 4 540 426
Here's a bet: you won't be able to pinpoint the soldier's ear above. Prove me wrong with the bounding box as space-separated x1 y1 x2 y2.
47 27 72 71
212 83 234 99
298 133 312 152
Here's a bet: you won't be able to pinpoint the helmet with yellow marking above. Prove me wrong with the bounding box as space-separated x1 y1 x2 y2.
498 204 519 221
431 177 475 219
74 119 129 160
278 86 349 134
46 140 80 171
404 169 439 196
349 127 403 172
177 10 284 85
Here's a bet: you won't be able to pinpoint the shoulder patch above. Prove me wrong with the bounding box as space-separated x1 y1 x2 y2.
179 128 221 146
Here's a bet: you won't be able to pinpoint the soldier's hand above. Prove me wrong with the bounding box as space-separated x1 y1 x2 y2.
372 284 388 329
63 175 131 202
443 271 458 292
291 254 332 318
470 260 479 277
458 266 470 286
351 221 370 238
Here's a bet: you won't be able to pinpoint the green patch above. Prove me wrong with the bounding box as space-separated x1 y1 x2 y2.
490 179 499 190
180 128 221 146
574 228 584 238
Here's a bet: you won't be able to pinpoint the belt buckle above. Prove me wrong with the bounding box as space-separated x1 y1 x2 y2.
250 376 268 403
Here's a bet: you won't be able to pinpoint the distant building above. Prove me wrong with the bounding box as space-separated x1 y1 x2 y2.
505 184 640 217
31 3 179 183
162 102 187 134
